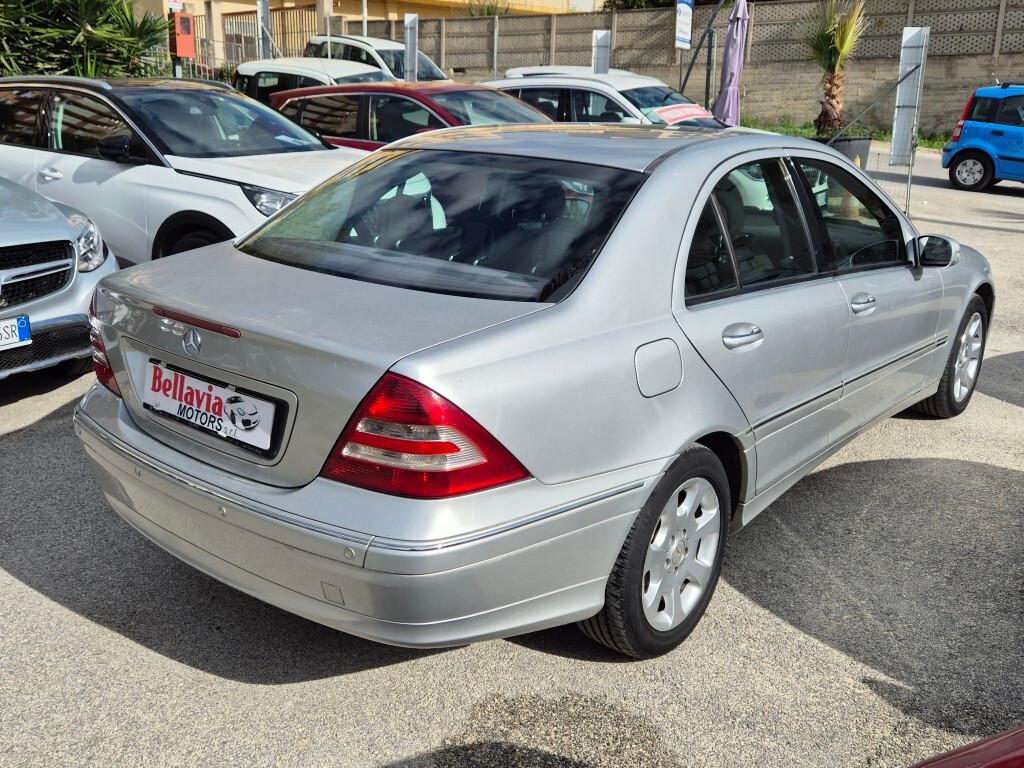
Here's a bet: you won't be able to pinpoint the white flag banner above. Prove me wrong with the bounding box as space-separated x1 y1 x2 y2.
890 27 930 167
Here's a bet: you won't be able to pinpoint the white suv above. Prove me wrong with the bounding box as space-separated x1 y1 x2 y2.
232 57 394 104
487 68 723 128
304 34 448 81
0 76 366 265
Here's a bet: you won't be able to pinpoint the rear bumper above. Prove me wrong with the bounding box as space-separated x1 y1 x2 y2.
74 393 651 648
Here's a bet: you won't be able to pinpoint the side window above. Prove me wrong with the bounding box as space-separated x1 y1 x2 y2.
300 94 361 139
49 91 132 158
255 72 301 104
278 99 303 124
234 75 251 94
369 94 444 143
0 88 44 147
343 44 377 67
685 200 739 302
303 42 319 57
796 158 906 271
517 88 562 121
968 96 998 123
994 95 1024 127
712 160 815 287
571 89 629 123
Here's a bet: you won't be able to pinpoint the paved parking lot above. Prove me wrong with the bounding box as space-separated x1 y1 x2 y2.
1 149 1021 768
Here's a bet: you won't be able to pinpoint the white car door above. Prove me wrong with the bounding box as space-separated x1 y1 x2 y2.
0 87 46 191
35 89 150 264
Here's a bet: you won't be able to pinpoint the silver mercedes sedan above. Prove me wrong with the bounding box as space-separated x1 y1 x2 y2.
75 125 994 658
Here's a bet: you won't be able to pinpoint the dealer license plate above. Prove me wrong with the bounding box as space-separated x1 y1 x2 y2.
142 361 276 451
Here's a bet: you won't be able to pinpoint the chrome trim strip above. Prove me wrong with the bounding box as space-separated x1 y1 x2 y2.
750 384 842 432
3 262 73 283
73 409 372 550
369 480 648 553
843 340 936 388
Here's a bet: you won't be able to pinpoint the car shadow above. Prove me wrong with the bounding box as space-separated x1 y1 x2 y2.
0 401 439 683
976 351 1024 409
0 365 86 407
724 458 1024 738
870 169 1024 197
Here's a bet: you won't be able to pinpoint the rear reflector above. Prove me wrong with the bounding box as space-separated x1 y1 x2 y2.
89 292 120 397
320 373 529 498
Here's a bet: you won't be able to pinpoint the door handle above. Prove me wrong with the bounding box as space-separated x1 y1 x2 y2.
722 323 764 350
850 294 877 314
38 167 63 181
992 129 1005 136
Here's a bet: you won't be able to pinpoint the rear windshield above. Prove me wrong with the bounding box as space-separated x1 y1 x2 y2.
431 90 550 125
239 149 643 302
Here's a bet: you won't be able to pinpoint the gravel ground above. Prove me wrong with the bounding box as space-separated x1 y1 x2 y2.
1 150 1021 768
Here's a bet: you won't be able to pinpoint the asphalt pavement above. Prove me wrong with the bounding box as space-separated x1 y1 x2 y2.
1 149 1021 768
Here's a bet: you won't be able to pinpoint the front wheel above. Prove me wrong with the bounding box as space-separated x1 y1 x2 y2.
948 151 994 191
578 445 729 659
915 295 988 418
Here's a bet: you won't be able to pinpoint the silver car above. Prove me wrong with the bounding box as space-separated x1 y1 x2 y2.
75 126 994 658
1 177 117 380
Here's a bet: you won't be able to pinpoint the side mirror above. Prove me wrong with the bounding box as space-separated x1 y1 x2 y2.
97 135 146 164
917 235 960 267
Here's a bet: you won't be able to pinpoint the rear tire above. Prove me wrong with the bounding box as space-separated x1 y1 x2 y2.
915 295 988 418
948 151 994 191
162 229 225 258
578 445 730 659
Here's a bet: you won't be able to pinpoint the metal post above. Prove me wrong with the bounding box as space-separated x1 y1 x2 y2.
704 28 715 108
492 15 500 79
439 18 446 71
549 15 557 65
325 14 331 56
256 0 270 59
681 0 727 93
994 0 1008 58
362 0 368 36
592 29 611 74
404 14 419 81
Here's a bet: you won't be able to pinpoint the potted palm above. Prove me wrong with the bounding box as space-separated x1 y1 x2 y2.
804 0 871 168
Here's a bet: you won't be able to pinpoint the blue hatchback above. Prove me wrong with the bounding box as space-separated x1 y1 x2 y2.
943 83 1024 191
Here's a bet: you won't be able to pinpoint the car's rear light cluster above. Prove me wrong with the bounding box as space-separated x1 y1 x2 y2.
89 291 120 397
320 373 529 498
951 97 974 143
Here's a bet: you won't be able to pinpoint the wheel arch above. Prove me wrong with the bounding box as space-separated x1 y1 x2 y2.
152 211 235 260
948 145 994 170
974 281 995 323
694 431 748 519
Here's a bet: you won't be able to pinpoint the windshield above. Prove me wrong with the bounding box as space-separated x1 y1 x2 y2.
431 90 550 125
377 50 447 81
122 89 325 158
335 70 393 84
620 86 721 127
239 150 643 302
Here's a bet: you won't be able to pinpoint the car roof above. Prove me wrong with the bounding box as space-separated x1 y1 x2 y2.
976 83 1024 98
0 75 234 93
271 80 494 103
485 71 663 92
235 58 382 77
308 34 403 50
390 123 818 173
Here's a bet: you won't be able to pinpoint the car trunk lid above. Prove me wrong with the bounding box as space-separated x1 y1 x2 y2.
100 242 546 487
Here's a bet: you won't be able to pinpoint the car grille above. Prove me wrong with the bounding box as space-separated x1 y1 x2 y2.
0 324 90 373
0 241 75 311
0 240 73 270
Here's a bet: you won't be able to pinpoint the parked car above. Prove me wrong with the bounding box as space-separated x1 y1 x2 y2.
304 34 448 81
0 177 117 381
0 76 366 265
270 81 550 150
231 58 394 105
911 724 1024 768
487 69 723 128
944 82 1024 191
77 125 994 659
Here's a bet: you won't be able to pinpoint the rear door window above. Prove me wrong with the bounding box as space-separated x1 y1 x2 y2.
343 44 377 67
299 93 363 139
0 88 44 147
995 95 1024 127
49 91 133 158
368 95 444 143
255 72 307 103
239 149 644 302
570 89 629 123
684 200 739 302
516 87 564 121
712 160 816 288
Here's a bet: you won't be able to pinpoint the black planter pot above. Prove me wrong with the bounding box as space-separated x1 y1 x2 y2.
813 136 872 170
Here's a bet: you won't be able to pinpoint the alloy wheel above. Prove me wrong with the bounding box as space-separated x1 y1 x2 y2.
954 311 983 402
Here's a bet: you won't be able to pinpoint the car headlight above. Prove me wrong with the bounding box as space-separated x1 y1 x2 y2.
66 213 107 272
242 185 297 217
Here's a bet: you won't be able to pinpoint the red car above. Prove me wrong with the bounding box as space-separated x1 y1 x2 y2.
269 81 550 151
913 725 1024 768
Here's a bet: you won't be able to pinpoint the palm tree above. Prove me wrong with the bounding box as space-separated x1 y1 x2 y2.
0 0 167 77
804 0 868 136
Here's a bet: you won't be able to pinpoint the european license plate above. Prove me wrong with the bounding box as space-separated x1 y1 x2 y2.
0 315 31 351
142 361 276 451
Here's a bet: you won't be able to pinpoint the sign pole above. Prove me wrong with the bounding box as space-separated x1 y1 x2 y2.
404 14 419 82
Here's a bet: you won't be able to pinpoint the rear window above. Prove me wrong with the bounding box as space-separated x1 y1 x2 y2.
238 149 643 302
968 96 999 123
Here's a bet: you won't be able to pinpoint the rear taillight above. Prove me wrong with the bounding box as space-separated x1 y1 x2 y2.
320 373 529 498
951 97 974 142
89 291 120 397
